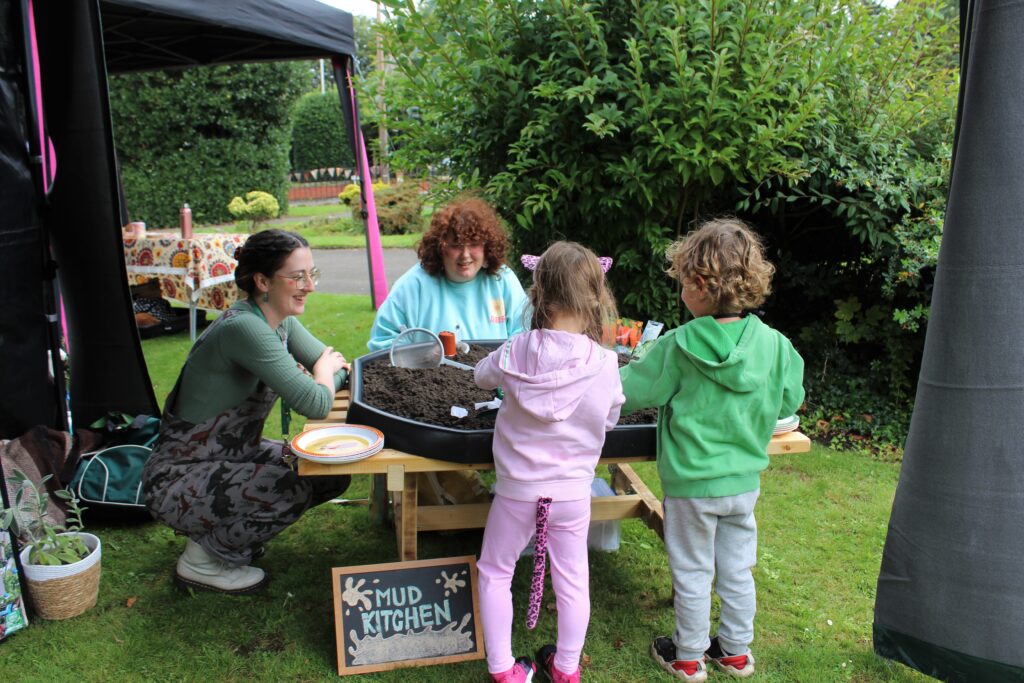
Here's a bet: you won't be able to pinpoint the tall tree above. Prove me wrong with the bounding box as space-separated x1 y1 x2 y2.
377 0 958 446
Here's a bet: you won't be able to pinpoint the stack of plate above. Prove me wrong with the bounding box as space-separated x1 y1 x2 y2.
290 425 385 464
774 415 800 435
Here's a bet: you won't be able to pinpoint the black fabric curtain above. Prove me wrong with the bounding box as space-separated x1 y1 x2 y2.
0 0 62 439
34 0 158 427
873 0 1024 679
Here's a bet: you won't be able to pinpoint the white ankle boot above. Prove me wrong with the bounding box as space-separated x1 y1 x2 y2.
175 540 267 594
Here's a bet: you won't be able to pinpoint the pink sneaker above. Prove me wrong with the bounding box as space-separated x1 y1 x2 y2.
536 644 581 683
491 656 536 683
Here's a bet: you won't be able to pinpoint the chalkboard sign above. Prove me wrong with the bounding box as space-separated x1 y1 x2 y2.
331 555 485 676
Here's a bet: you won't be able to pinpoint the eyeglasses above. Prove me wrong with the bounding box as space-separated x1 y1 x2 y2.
443 241 484 253
276 267 321 288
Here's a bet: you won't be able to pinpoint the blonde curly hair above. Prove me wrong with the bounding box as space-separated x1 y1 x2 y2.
665 217 775 314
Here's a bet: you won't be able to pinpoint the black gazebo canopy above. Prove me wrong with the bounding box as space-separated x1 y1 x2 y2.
99 0 356 72
0 0 359 438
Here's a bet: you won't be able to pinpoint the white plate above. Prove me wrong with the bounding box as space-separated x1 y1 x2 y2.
774 415 800 434
291 425 385 464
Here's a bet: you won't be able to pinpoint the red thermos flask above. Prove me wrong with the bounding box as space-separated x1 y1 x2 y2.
180 203 193 239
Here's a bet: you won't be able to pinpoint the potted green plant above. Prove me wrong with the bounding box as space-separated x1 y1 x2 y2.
0 469 101 620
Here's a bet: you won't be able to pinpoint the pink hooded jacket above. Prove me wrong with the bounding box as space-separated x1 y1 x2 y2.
474 329 625 502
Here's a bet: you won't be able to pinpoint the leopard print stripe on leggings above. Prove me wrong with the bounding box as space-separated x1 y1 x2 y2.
526 496 553 629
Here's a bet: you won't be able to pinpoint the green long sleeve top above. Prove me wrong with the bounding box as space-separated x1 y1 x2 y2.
170 300 345 424
620 315 805 498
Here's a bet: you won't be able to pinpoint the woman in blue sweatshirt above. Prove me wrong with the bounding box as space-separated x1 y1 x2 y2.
367 198 527 351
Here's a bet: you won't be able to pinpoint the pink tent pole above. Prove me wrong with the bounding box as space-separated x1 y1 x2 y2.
355 127 389 309
29 0 69 356
337 56 388 309
28 0 48 189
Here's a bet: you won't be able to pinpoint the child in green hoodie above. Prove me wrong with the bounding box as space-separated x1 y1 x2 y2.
620 218 805 682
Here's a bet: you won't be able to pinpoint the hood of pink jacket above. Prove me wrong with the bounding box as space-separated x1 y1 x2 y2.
474 328 624 501
498 329 610 423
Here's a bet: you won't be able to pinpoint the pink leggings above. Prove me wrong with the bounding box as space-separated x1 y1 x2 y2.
478 494 591 675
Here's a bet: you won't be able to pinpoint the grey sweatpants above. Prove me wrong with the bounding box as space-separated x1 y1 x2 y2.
663 489 759 660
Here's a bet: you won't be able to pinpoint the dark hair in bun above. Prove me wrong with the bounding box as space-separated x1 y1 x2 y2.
234 229 309 296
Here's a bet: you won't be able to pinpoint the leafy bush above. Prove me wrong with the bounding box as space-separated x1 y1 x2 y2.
290 92 355 171
373 182 424 235
339 181 389 206
338 183 361 205
227 191 281 232
377 0 958 443
110 62 307 227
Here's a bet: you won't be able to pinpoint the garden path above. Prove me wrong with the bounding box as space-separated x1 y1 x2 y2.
312 248 417 295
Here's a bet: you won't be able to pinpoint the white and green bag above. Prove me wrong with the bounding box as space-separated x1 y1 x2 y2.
0 528 30 639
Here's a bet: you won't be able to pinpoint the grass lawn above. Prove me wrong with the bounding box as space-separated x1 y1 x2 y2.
287 204 354 219
0 294 927 682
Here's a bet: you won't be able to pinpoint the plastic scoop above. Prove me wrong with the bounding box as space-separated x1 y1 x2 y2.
390 327 473 371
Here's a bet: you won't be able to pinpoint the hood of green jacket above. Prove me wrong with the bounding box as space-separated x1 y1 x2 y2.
676 316 774 393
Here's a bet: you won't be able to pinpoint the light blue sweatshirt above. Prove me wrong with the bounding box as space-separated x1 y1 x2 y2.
367 263 528 350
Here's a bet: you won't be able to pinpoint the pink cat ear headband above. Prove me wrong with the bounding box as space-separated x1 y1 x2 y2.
520 254 613 273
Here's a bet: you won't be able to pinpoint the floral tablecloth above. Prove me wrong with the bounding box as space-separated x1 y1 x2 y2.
123 232 248 310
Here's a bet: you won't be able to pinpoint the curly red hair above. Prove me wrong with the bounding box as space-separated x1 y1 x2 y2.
418 199 509 277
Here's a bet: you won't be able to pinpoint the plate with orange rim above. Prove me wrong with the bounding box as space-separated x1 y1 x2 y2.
290 425 385 464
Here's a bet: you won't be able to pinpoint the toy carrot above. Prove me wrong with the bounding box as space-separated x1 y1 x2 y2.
602 323 616 347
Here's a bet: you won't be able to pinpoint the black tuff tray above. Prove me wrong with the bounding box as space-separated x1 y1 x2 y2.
347 341 655 464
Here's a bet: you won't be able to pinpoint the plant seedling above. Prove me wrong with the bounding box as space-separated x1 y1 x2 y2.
0 469 90 565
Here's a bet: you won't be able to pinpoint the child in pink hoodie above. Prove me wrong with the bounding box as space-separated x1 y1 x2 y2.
475 242 625 683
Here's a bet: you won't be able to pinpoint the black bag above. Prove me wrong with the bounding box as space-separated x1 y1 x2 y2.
136 306 205 339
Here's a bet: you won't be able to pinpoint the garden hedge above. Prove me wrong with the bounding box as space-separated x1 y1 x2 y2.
109 62 307 228
290 91 355 172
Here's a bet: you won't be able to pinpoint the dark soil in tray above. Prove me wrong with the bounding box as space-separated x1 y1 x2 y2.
360 343 658 431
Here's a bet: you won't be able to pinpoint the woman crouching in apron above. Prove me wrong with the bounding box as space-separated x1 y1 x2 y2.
142 229 351 594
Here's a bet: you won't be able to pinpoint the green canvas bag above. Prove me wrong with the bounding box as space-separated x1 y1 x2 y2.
88 413 160 449
67 414 159 512
68 444 152 510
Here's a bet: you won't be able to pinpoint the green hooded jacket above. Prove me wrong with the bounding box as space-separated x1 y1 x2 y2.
620 315 805 498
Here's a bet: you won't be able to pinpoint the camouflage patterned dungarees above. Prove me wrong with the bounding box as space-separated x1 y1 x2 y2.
142 308 350 566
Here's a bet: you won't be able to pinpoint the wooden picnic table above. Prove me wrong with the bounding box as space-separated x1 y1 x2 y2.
298 389 812 561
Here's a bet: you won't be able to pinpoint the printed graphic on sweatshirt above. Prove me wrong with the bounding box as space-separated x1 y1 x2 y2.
488 297 507 323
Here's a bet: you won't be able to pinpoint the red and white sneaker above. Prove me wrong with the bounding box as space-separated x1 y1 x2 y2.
705 636 756 678
650 636 707 682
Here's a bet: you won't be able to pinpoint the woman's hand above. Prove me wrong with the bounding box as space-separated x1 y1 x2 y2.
314 346 350 389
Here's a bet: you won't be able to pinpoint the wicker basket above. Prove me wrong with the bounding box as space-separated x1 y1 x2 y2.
19 532 102 620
